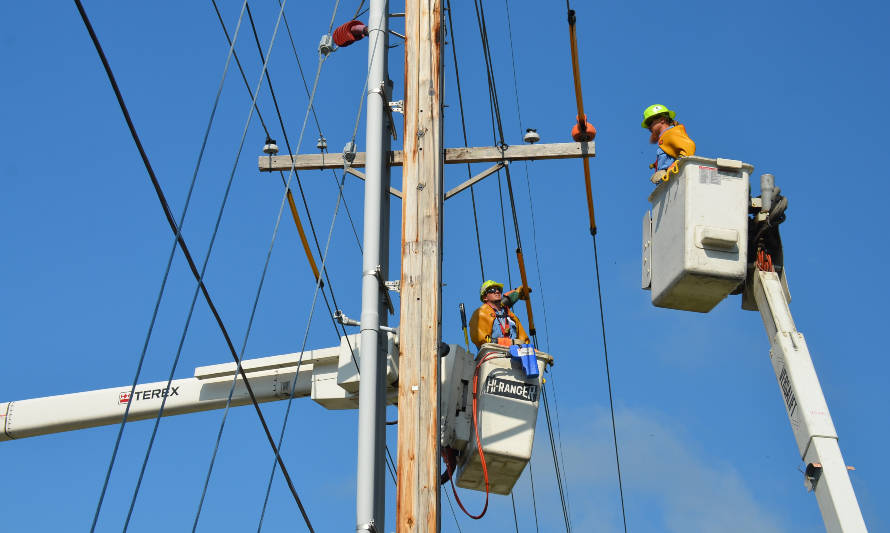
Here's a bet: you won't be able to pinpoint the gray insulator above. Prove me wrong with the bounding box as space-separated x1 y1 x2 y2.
317 135 328 151
761 173 775 213
523 128 540 144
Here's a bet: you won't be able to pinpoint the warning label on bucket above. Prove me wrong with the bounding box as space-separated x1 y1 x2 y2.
484 377 538 402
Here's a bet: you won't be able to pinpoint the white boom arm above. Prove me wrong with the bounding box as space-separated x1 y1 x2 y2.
1 333 399 442
753 270 867 532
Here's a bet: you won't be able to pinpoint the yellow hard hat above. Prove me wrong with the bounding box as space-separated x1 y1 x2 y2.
642 104 676 128
479 280 504 301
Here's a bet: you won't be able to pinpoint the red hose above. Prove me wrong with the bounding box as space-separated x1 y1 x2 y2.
446 354 504 519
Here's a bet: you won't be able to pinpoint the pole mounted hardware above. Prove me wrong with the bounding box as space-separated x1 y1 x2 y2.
372 266 395 315
318 33 335 56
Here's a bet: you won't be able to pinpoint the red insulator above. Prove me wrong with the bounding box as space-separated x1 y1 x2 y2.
571 114 597 142
333 20 368 47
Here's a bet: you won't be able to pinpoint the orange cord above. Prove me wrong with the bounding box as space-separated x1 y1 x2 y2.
446 354 505 519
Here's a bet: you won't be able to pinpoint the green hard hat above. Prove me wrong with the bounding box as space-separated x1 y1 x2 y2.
479 280 504 301
641 104 676 128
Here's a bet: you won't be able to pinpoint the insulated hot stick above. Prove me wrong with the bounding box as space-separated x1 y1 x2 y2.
567 9 597 235
515 249 536 337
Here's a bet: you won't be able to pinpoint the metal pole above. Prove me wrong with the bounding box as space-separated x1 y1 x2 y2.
356 0 391 531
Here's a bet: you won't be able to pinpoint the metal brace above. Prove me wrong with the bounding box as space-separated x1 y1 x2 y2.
369 83 398 140
373 266 395 315
335 309 398 333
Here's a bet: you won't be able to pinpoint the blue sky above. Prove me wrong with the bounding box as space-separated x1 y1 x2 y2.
1 1 887 532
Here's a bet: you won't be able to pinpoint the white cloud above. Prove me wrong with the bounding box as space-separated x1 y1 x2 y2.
540 405 789 533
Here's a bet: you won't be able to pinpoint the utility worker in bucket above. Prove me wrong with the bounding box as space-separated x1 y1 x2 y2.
469 280 530 349
642 104 696 184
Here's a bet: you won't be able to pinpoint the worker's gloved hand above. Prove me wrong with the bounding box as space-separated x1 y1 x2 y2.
650 170 667 184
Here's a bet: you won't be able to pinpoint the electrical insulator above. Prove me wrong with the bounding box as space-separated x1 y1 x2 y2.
523 128 540 144
263 137 279 155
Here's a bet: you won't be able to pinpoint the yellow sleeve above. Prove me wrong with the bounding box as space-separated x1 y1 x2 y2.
469 306 492 349
658 124 696 159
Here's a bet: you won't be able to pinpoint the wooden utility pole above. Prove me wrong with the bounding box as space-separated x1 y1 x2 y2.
396 0 444 530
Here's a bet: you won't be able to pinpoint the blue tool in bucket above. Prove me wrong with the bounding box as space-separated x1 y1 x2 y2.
509 344 539 378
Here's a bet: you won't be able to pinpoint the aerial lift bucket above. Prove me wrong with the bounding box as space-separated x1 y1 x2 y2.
441 343 552 495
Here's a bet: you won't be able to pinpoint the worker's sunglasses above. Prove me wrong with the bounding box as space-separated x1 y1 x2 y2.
485 287 502 294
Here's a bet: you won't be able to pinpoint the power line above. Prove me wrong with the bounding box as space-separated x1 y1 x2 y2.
471 0 575 529
592 235 628 532
444 0 485 281
256 150 346 533
72 2 311 530
118 2 315 530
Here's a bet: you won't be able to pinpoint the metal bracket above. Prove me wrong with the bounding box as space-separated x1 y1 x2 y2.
389 100 404 114
357 520 378 533
343 141 357 169
373 266 395 315
318 34 335 56
335 309 398 334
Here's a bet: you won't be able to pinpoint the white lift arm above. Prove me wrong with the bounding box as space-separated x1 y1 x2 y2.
753 270 867 532
0 333 400 442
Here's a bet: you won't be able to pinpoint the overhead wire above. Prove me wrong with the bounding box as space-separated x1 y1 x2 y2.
444 0 485 281
256 145 346 533
500 0 558 526
237 0 367 395
275 0 364 257
471 0 576 529
115 3 316 531
561 2 628 531
264 0 403 492
72 2 310 531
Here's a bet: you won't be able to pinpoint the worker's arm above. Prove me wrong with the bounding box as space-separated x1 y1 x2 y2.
502 286 531 308
469 306 492 349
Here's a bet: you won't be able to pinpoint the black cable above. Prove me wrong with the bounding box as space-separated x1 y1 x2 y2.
234 2 365 376
472 3 578 528
445 0 485 281
542 386 572 532
209 0 271 137
528 461 540 533
510 493 521 533
72 2 313 529
444 488 465 533
244 6 402 497
592 234 628 533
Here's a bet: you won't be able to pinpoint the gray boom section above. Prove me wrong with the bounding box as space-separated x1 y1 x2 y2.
0 346 339 441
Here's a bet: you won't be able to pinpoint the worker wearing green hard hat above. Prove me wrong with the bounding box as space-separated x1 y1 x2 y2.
469 280 530 349
642 104 696 184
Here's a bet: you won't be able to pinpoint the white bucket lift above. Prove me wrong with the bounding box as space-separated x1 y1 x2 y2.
440 343 553 495
639 163 869 531
642 156 753 312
